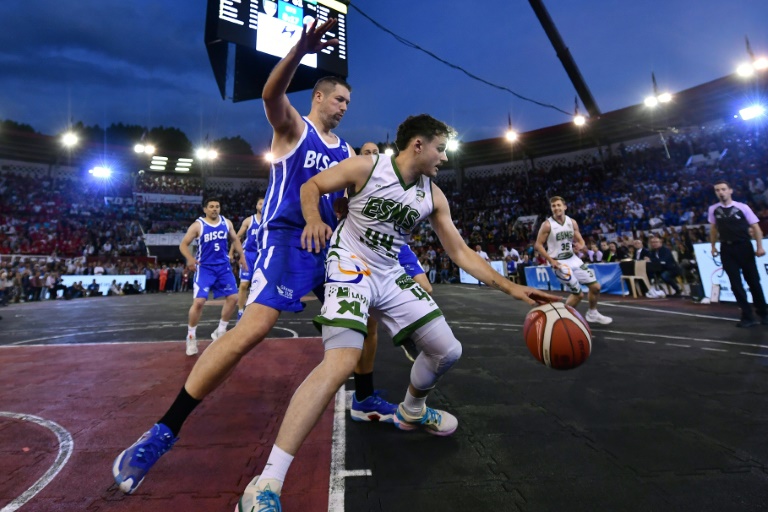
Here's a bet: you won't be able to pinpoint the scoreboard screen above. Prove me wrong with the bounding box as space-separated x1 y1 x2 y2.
216 0 348 79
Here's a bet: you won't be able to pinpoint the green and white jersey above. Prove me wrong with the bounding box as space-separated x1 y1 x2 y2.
546 215 577 261
331 154 434 270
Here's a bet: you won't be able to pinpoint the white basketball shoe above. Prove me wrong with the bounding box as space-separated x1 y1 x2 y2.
585 310 613 325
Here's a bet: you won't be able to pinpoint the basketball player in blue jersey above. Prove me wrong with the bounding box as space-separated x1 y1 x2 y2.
231 197 264 322
112 18 357 498
179 198 247 356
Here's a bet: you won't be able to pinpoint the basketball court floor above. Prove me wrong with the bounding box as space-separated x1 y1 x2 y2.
2 284 768 511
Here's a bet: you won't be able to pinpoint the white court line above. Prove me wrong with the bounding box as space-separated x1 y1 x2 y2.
0 412 74 512
603 337 625 341
636 340 656 344
599 301 734 321
702 347 727 352
666 343 691 348
740 352 768 358
7 326 299 346
328 388 372 512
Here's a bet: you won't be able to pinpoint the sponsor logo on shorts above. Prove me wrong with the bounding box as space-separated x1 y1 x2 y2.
395 274 416 290
276 285 294 299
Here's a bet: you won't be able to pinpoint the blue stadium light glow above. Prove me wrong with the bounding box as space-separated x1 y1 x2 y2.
88 166 112 178
739 105 766 121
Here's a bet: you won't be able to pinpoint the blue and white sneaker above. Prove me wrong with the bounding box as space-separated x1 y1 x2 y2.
112 423 178 493
350 391 397 423
394 404 458 436
235 475 282 512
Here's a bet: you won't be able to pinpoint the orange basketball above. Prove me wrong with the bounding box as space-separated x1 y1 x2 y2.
523 302 592 370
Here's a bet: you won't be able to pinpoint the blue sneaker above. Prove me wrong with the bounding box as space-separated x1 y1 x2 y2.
235 475 282 512
350 390 397 423
237 310 243 323
112 423 178 493
394 403 458 436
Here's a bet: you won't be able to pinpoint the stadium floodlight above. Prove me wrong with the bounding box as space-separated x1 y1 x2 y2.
196 148 208 159
573 115 586 126
755 57 768 70
446 139 459 152
88 166 111 178
62 132 78 147
264 152 275 163
207 149 218 160
505 130 518 142
739 105 766 121
657 92 673 103
134 144 145 153
737 62 756 77
144 144 155 155
383 148 394 156
644 96 659 108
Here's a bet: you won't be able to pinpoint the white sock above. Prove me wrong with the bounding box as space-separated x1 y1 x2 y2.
402 389 427 417
187 325 197 337
218 319 228 332
258 445 294 491
238 308 244 314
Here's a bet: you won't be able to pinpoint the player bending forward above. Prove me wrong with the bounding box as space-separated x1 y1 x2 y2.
534 196 612 325
234 114 559 510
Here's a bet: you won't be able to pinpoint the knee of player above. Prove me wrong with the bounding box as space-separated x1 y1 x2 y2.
590 282 601 293
437 337 463 370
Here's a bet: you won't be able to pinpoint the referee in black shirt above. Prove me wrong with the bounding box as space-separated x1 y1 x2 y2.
708 180 767 327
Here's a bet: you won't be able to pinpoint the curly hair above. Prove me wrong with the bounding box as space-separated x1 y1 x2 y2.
394 114 454 152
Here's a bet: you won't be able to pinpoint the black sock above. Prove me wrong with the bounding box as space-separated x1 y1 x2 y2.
158 387 202 437
354 372 374 401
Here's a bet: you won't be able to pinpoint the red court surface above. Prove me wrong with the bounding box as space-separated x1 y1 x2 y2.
0 338 332 512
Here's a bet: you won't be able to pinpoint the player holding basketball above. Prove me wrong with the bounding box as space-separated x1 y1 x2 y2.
534 196 613 325
230 197 264 322
113 19 357 495
234 114 558 510
179 197 247 356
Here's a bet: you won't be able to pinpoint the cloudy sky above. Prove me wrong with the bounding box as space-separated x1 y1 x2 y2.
1 0 767 154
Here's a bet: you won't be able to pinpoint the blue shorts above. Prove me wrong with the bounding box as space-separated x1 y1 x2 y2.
247 245 326 313
399 245 424 278
193 264 238 299
240 250 259 281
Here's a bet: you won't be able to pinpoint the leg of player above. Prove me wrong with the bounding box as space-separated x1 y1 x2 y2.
186 297 206 356
113 303 281 494
394 317 461 436
236 279 250 321
237 335 364 510
400 273 432 362
212 293 238 341
350 317 398 423
584 281 612 324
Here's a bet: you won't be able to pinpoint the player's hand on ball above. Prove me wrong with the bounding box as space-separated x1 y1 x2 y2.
520 288 560 306
301 220 333 253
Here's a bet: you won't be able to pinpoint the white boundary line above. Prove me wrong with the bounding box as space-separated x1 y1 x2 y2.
598 301 734 321
328 388 371 512
0 412 74 512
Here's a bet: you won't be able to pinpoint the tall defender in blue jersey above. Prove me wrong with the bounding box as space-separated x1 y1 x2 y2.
112 19 354 498
178 198 247 356
231 197 264 321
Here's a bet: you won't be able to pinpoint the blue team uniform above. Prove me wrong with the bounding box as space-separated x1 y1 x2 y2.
193 216 237 299
399 244 425 278
249 117 348 312
240 214 261 281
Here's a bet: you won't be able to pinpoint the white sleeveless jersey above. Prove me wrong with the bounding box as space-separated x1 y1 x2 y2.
331 154 434 270
546 215 577 261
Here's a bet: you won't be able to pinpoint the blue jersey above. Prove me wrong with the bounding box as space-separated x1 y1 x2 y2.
196 216 230 267
243 214 261 253
260 117 349 248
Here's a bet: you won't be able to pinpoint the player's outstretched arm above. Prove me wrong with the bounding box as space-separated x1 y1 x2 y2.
262 18 339 142
179 222 201 271
299 155 371 252
429 184 559 306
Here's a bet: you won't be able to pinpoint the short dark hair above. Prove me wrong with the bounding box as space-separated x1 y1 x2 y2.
395 114 454 152
713 180 731 188
313 76 352 96
203 197 220 208
549 196 566 205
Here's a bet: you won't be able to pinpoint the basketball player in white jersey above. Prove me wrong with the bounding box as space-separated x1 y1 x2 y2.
230 197 264 321
534 196 613 325
235 115 559 509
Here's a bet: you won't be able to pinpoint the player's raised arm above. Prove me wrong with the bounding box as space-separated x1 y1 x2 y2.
179 222 202 271
262 19 339 143
428 184 559 305
300 155 372 252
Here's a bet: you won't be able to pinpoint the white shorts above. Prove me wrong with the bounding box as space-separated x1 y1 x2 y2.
554 255 596 294
315 247 442 348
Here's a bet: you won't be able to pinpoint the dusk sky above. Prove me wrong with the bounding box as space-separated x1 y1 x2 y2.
1 0 767 154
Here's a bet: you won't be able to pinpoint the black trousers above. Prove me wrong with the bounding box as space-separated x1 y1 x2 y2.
721 241 767 319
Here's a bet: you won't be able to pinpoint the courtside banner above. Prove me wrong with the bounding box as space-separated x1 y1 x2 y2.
524 263 624 295
693 240 768 303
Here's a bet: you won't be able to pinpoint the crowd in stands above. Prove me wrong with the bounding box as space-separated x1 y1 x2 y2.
1 121 766 303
